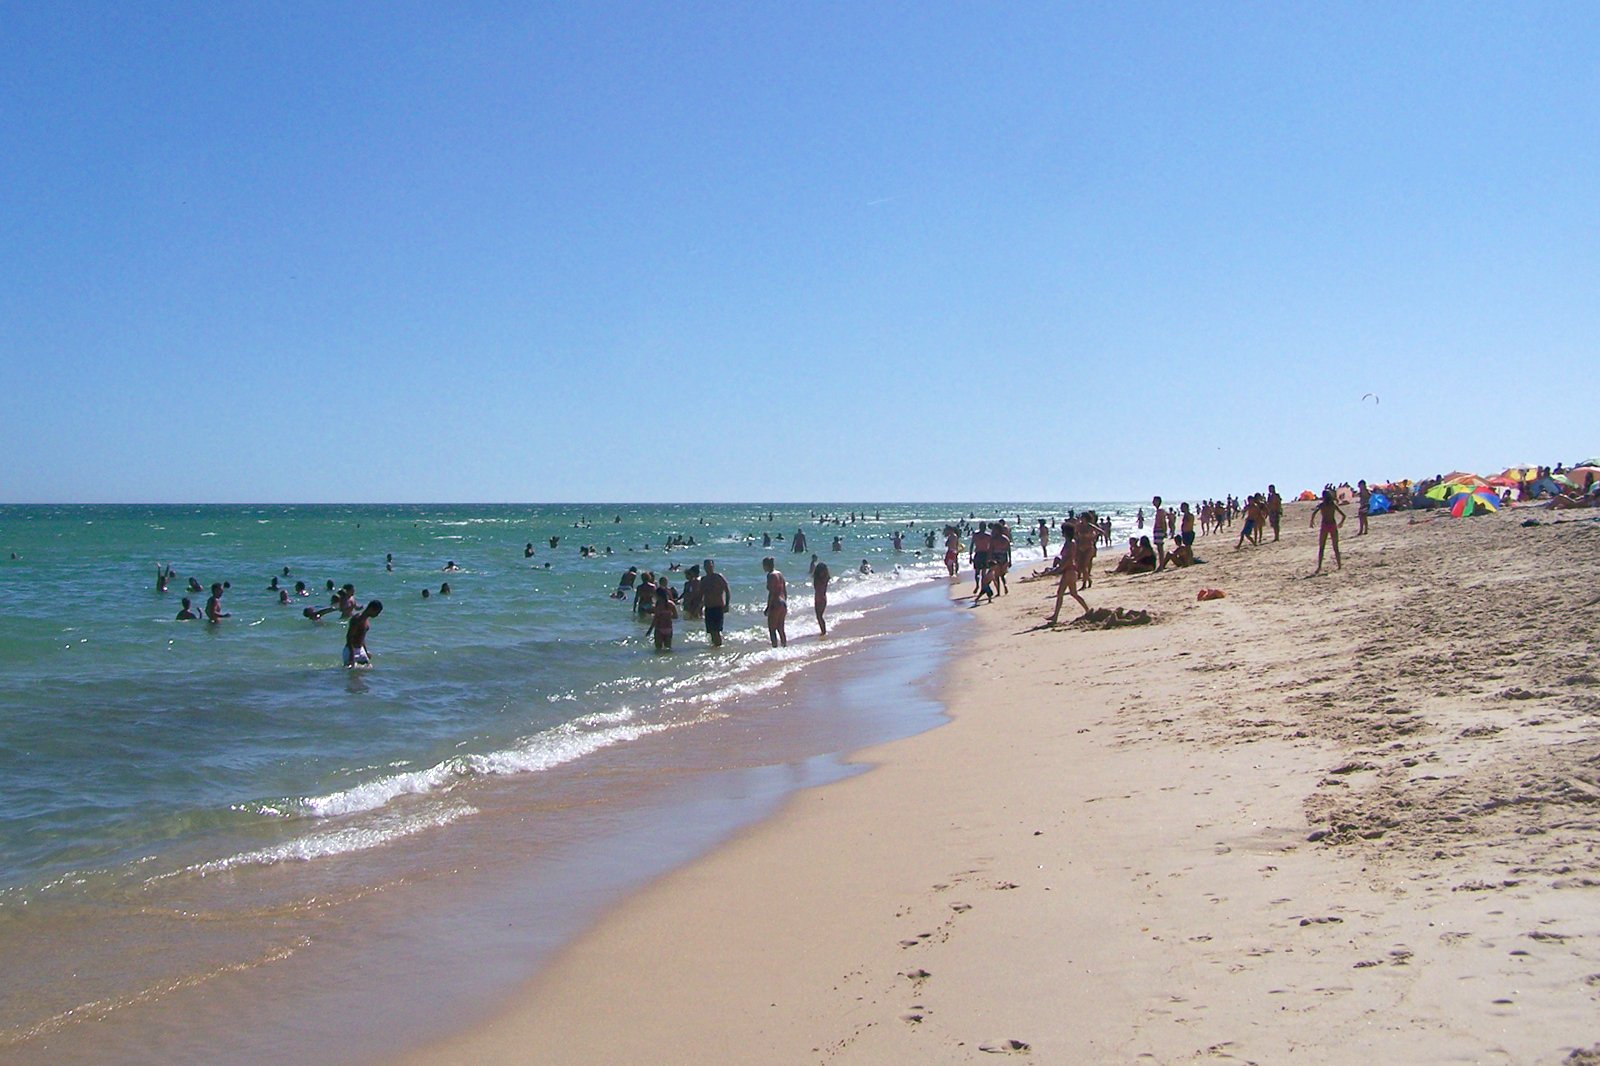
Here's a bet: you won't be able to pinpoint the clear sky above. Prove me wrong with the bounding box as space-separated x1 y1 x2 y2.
3 3 1596 503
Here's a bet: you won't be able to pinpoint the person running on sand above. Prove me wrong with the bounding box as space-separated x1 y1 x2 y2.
1311 488 1347 574
649 588 678 651
1236 496 1262 549
1046 525 1089 624
812 560 831 635
762 556 787 647
344 600 383 667
700 559 730 647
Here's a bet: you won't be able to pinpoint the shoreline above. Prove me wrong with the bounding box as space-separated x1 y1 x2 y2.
3 570 967 1066
400 503 1600 1063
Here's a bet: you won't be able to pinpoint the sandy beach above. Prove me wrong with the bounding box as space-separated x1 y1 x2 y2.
401 502 1600 1065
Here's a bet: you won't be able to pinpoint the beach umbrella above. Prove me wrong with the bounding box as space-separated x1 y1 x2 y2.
1500 465 1540 482
1448 489 1500 517
1297 490 1317 501
1567 465 1600 485
1574 457 1600 469
1424 483 1452 501
1487 475 1520 489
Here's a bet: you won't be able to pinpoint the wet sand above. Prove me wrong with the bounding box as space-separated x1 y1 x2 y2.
402 502 1600 1063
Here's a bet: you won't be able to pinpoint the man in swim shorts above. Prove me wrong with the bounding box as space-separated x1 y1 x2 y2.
700 559 730 648
344 600 383 667
763 556 788 648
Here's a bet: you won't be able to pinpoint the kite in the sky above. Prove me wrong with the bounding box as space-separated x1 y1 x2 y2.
1361 393 1380 404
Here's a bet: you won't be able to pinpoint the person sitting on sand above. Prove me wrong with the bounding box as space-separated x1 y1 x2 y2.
1310 487 1346 573
1112 538 1144 574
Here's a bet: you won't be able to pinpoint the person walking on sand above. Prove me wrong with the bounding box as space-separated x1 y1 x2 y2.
344 600 383 667
812 559 831 636
1266 485 1283 541
700 559 730 648
1311 488 1347 574
1150 497 1168 568
1047 525 1089 624
762 556 788 648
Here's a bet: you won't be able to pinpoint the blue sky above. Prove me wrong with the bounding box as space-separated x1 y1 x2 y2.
3 3 1596 502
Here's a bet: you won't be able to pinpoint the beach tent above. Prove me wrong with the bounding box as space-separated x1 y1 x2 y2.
1297 490 1317 501
1367 491 1392 516
1449 489 1499 517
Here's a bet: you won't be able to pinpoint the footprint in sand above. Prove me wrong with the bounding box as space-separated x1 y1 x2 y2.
950 902 972 913
979 1038 1032 1054
900 968 931 983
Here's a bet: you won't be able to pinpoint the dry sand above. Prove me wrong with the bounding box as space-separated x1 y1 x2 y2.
400 502 1600 1065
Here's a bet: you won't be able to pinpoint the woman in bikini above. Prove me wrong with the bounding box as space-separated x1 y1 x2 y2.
1310 488 1346 574
1047 524 1089 624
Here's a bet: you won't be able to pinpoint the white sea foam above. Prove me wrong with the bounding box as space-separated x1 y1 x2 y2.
195 803 477 874
296 714 668 819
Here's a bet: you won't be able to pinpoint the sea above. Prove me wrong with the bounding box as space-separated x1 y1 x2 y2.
0 502 1139 1064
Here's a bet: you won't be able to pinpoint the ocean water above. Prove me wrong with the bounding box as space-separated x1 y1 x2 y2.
0 501 1139 1062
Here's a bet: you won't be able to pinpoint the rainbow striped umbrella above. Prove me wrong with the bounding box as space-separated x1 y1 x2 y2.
1448 489 1500 517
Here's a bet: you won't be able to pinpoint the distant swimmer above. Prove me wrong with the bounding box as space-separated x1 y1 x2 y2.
386 553 394 572
175 597 199 620
700 559 730 648
343 600 383 668
278 590 290 605
187 577 203 594
156 563 174 593
549 536 560 549
294 580 309 596
831 535 843 552
443 561 462 572
859 559 873 575
204 583 229 623
812 560 831 636
439 582 451 596
303 603 338 622
525 543 535 558
762 557 787 648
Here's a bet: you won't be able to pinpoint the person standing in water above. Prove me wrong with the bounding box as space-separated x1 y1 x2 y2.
344 600 383 667
700 559 730 648
762 556 788 648
812 559 831 636
204 583 229 624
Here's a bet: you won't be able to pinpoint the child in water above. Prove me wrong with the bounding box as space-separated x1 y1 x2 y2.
650 587 677 652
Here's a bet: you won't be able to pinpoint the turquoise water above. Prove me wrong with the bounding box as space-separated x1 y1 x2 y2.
0 501 1136 1059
